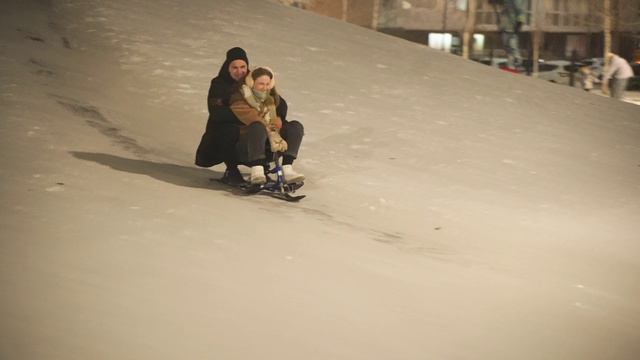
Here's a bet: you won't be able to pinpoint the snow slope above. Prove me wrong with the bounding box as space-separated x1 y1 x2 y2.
1 1 639 359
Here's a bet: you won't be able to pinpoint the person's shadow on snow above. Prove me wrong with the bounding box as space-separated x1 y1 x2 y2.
70 151 230 191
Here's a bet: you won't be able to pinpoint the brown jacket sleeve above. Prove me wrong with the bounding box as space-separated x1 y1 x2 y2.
230 92 265 126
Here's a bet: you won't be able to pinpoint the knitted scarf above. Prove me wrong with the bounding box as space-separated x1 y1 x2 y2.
240 84 278 126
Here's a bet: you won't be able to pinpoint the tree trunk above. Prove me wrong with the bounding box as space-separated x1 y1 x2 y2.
371 0 380 29
530 0 545 77
342 0 348 22
462 0 477 59
603 0 611 56
532 30 542 76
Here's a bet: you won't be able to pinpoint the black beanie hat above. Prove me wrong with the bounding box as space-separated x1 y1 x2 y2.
226 47 249 66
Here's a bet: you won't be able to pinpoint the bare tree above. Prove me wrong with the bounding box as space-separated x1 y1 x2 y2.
462 0 478 59
585 0 640 57
603 0 612 55
372 0 381 29
531 0 544 76
342 0 348 21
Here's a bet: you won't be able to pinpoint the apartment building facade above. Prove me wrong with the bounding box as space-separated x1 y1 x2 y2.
292 0 640 62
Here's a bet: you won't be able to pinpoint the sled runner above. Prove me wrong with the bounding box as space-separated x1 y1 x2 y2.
214 153 305 202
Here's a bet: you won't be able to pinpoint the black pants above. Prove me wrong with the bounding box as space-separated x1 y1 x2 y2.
195 122 240 167
236 120 304 166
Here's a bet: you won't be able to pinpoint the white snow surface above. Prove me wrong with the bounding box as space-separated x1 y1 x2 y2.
1 1 640 359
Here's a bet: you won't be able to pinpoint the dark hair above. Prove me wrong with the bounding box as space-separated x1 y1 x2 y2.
251 67 273 80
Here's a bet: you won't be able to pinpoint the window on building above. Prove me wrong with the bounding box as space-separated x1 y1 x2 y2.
473 34 485 52
475 0 531 26
411 0 437 10
428 33 453 51
546 0 590 27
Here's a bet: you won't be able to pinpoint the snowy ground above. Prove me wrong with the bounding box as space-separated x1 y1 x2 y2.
1 1 639 359
605 89 640 106
572 85 640 106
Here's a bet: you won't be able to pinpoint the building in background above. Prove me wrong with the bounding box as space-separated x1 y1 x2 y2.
284 0 640 63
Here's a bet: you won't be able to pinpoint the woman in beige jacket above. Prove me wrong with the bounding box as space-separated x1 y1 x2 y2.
230 67 305 185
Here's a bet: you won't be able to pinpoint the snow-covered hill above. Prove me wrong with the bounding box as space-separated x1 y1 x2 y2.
1 1 639 359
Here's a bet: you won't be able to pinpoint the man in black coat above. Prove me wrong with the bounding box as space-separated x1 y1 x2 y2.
195 47 290 185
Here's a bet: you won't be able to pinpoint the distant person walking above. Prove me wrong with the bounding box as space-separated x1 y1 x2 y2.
490 0 525 70
602 52 633 100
